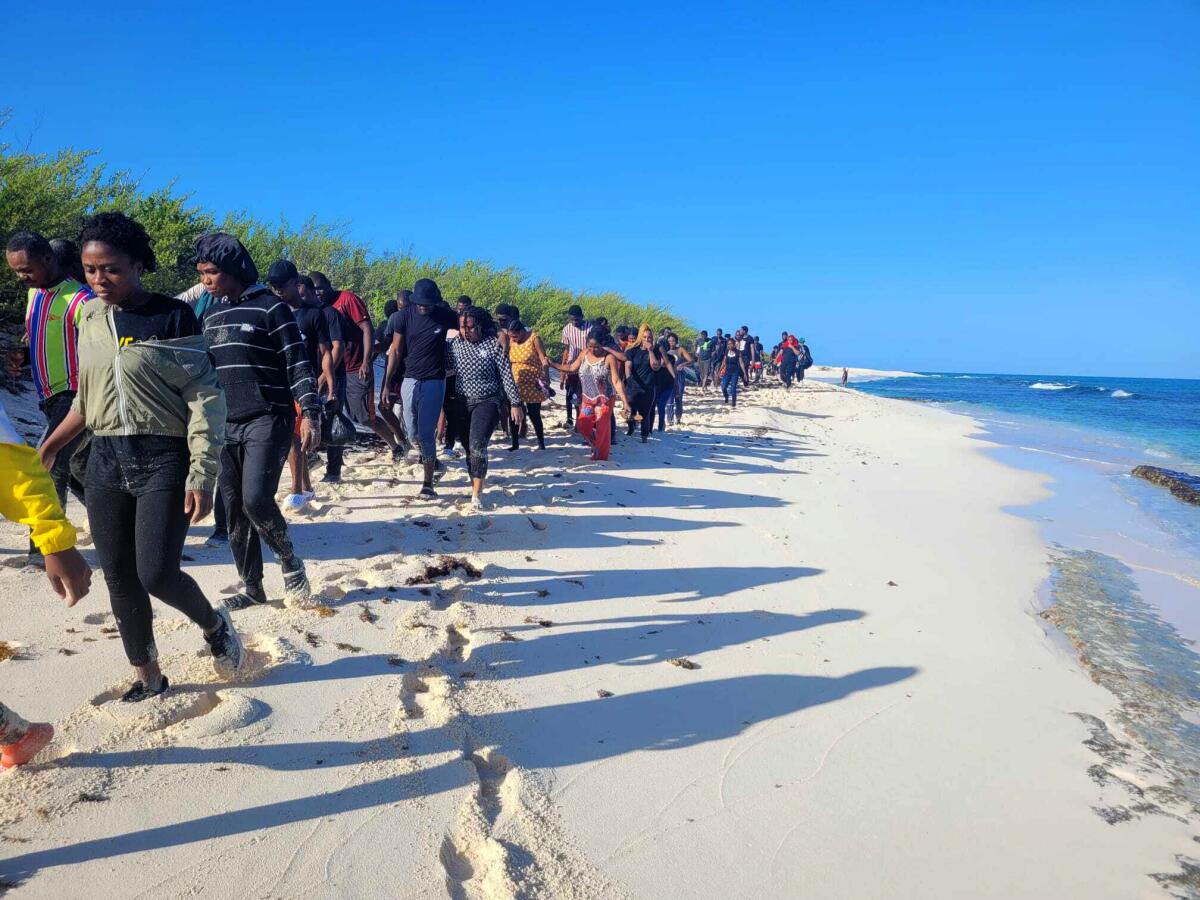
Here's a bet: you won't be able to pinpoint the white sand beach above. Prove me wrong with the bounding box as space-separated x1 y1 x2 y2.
0 382 1194 898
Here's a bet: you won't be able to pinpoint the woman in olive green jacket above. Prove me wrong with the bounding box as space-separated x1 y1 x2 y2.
41 212 244 703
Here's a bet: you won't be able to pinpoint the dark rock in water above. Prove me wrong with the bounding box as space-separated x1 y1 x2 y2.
1132 465 1200 506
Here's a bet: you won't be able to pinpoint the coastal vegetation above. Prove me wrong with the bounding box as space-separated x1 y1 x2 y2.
0 119 690 351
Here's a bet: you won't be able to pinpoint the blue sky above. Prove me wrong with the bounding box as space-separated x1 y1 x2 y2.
7 1 1198 377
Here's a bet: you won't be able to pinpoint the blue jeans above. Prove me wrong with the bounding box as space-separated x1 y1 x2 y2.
401 377 446 463
655 388 672 430
721 370 739 406
669 370 685 424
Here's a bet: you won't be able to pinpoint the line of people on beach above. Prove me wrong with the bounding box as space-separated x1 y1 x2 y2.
0 215 814 766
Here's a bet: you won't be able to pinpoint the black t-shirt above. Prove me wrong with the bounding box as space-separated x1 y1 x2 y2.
626 347 657 397
113 292 198 345
395 304 459 380
385 310 406 382
655 359 675 392
292 303 330 374
320 306 345 373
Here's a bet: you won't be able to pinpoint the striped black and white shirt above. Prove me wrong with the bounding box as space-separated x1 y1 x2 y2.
202 285 320 423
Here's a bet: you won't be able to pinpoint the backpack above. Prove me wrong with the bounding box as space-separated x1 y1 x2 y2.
797 343 813 369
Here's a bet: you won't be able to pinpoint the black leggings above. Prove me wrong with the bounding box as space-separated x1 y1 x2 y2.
87 484 219 666
443 376 466 450
626 391 655 439
465 399 501 479
221 414 298 589
510 402 545 449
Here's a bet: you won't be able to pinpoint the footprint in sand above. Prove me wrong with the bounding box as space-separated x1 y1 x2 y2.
82 611 112 625
393 667 455 728
439 746 524 896
397 671 430 720
444 622 473 663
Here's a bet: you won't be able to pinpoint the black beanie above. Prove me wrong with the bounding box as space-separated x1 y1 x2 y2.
192 232 259 285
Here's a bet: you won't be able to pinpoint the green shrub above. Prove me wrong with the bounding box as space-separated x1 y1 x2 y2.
0 117 692 352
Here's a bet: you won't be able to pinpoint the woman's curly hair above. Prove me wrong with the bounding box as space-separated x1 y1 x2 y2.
79 212 157 272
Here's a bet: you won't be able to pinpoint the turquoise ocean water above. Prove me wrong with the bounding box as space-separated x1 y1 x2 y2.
846 372 1200 813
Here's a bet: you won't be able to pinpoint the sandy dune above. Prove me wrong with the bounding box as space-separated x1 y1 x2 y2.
0 381 1193 898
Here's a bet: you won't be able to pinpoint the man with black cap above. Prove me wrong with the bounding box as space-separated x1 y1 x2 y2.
267 260 335 508
194 234 320 609
382 278 459 497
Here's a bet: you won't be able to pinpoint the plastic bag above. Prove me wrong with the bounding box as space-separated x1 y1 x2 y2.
322 408 356 448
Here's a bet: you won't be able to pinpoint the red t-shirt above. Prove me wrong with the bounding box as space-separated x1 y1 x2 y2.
333 291 371 373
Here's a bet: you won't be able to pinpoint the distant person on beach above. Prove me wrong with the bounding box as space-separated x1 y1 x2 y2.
5 230 92 564
842 367 849 387
310 271 404 465
737 326 752 388
549 327 629 461
719 336 747 406
445 307 523 509
694 330 713 391
382 278 460 497
666 332 693 425
300 275 345 383
40 212 243 701
653 338 678 431
624 326 664 442
267 260 335 510
378 289 411 452
374 295 410 454
795 337 813 381
491 303 520 442
560 304 590 429
776 340 798 388
0 397 93 766
507 319 552 451
436 294 473 458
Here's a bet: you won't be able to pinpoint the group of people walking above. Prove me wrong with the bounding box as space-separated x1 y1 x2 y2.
0 214 812 766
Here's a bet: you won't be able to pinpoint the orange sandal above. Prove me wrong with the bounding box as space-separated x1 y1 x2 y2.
1 722 54 769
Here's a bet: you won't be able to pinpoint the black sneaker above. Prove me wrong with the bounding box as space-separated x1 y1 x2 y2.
225 583 268 610
432 461 446 484
121 676 170 703
418 484 437 499
204 607 244 676
320 471 342 484
204 530 228 548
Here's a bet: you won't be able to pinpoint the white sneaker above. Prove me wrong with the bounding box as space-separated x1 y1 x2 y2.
469 493 487 511
300 490 316 503
284 493 306 510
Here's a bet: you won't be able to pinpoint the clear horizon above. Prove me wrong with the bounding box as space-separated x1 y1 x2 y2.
7 2 1198 378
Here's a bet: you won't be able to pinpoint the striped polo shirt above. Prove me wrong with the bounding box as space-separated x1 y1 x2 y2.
25 279 93 401
561 319 592 363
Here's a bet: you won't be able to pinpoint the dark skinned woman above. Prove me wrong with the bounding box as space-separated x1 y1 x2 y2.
40 212 243 702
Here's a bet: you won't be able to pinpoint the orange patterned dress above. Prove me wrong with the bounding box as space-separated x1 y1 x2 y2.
508 332 546 403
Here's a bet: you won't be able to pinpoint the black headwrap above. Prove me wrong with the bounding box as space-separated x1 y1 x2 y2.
191 232 259 285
